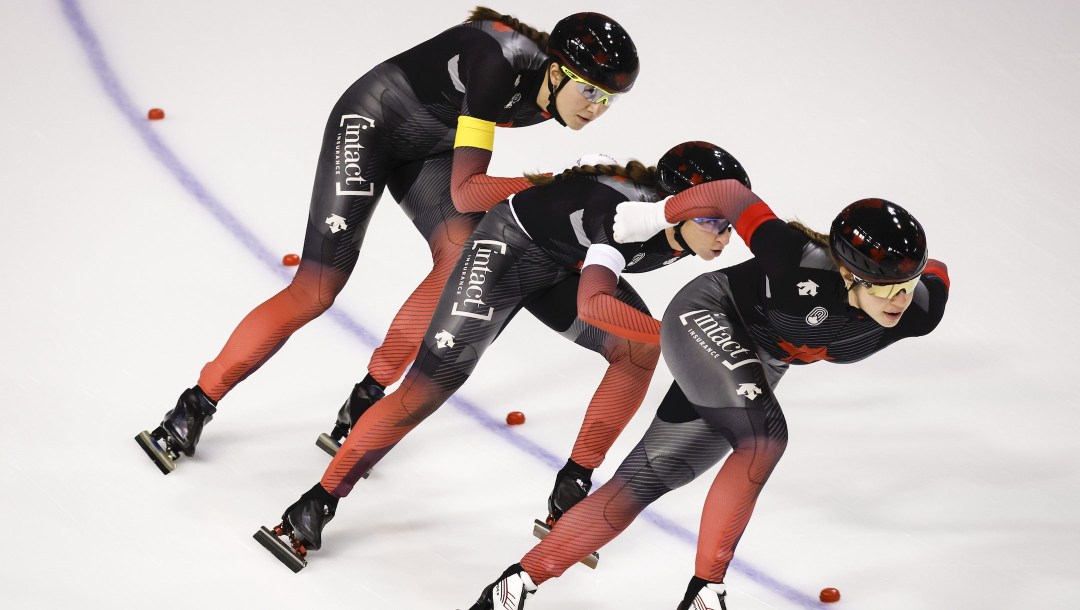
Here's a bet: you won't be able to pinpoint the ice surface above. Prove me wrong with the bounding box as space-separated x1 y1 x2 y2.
2 1 1078 608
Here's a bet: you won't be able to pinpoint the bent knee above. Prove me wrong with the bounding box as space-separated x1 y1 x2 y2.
284 280 340 312
605 337 661 369
740 436 788 484
288 264 349 310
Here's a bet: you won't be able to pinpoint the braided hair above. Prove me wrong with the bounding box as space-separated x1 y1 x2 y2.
526 160 658 187
466 6 550 49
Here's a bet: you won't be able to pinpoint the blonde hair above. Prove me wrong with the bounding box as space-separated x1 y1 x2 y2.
466 6 550 49
525 160 658 187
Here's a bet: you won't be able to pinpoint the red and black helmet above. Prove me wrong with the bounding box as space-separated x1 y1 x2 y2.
547 12 639 93
657 141 751 195
829 199 928 283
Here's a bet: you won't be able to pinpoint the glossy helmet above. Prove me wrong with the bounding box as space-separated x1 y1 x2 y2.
829 198 928 283
656 141 751 195
547 13 640 94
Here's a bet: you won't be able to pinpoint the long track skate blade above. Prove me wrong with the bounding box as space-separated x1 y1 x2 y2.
135 431 175 475
315 433 340 457
314 435 370 478
533 519 599 569
254 526 306 573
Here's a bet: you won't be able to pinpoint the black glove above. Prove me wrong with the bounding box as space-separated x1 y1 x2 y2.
546 459 594 522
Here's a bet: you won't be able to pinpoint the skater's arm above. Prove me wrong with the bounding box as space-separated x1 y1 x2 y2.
576 248 661 345
449 48 533 213
450 139 534 212
614 180 778 250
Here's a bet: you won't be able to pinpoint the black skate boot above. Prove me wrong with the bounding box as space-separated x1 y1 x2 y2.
464 564 537 610
531 459 599 568
315 375 385 457
677 576 727 610
135 386 217 475
254 483 338 573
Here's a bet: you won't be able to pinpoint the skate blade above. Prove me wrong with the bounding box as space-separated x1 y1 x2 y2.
314 435 370 478
135 431 175 475
315 433 340 457
254 526 306 573
533 519 599 569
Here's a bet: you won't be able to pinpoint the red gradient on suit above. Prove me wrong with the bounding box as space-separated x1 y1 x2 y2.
367 215 479 386
450 146 533 212
569 323 658 469
576 265 661 345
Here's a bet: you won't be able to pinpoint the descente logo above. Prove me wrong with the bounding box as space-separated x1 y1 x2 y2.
335 114 376 197
450 240 508 321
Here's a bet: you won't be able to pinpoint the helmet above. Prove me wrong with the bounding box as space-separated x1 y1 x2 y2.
656 141 751 195
829 198 928 283
548 13 639 93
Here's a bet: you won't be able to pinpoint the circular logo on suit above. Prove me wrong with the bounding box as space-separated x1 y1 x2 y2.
805 306 829 326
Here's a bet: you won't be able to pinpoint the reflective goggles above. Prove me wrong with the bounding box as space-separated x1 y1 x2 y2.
691 218 732 234
851 274 920 298
560 65 620 106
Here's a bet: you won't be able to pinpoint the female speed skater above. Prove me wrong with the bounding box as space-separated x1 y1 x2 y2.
252 141 755 572
463 189 950 608
134 6 640 475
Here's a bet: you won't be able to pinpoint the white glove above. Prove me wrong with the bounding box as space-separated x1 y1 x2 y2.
613 198 675 243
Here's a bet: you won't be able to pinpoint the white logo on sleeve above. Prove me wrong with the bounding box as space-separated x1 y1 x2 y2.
797 280 819 296
736 383 762 400
325 214 348 233
447 55 466 93
434 330 456 349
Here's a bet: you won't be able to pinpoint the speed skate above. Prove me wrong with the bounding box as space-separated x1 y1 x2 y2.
134 427 179 475
253 525 308 573
532 519 599 568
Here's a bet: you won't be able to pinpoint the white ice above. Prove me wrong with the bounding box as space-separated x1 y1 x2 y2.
2 1 1078 608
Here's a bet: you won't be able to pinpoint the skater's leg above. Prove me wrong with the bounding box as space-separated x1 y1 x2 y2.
320 205 556 496
366 152 483 387
196 95 390 402
521 386 731 584
525 276 660 519
140 90 393 474
692 408 786 582
659 270 789 584
317 154 479 451
197 249 354 401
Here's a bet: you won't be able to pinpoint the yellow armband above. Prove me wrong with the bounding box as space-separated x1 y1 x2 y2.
454 116 496 151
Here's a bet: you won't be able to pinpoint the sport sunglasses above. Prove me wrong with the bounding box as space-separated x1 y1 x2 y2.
851 274 920 298
560 65 620 106
691 218 732 234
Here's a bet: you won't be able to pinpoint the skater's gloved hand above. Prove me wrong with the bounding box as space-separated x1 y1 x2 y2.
547 459 594 522
613 198 675 243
